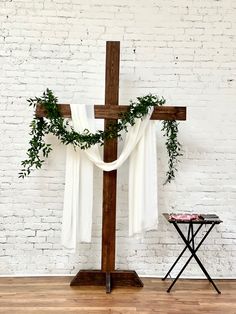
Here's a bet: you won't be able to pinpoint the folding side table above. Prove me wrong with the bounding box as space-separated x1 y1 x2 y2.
162 213 222 294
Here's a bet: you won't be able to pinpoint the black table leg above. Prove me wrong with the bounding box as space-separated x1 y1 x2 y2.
167 222 221 294
162 224 203 281
190 223 195 251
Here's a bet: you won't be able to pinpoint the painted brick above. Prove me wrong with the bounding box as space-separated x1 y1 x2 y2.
0 0 235 278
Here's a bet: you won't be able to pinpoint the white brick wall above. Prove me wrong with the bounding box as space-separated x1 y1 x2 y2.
0 0 236 278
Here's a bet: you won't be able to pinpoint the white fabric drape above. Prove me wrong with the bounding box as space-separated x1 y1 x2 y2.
62 104 158 250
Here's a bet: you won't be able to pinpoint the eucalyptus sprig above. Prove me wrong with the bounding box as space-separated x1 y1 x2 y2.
19 89 182 182
162 120 182 184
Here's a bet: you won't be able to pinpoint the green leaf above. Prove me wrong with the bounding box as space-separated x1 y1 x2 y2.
20 89 182 183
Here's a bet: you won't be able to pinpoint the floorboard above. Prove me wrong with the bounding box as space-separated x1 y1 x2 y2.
0 277 235 313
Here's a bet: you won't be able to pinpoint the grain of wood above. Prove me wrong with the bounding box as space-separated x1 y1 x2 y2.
0 277 235 314
36 104 187 121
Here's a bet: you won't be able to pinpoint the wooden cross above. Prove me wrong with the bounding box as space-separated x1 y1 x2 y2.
36 41 186 293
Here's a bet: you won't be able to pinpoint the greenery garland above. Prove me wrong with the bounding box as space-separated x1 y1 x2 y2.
19 89 182 183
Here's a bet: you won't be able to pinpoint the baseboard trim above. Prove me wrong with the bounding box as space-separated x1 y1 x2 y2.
0 273 235 280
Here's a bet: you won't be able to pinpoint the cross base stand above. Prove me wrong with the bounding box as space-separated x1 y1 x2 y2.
70 270 143 293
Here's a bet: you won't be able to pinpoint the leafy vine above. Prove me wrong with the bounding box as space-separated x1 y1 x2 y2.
19 89 182 183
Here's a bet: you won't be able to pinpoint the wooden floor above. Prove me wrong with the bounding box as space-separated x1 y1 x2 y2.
0 277 235 314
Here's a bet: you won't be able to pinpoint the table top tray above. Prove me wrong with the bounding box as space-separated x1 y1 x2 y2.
163 213 222 224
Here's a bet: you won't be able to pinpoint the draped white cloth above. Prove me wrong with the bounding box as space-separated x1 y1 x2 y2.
62 104 158 250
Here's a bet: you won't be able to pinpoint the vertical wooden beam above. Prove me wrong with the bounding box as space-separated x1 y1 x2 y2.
68 40 185 291
101 41 120 272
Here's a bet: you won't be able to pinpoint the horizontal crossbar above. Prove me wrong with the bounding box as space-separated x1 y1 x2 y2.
36 104 186 121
